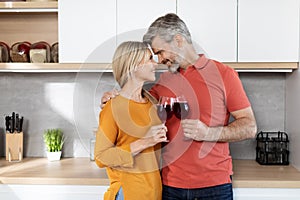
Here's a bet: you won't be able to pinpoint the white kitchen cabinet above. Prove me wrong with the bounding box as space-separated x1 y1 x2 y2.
0 185 108 200
233 188 300 200
238 0 300 62
59 0 117 63
59 0 175 63
177 0 237 62
58 0 300 65
4 186 300 200
117 0 176 45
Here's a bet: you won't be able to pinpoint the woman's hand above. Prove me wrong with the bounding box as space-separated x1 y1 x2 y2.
144 123 168 145
130 124 168 156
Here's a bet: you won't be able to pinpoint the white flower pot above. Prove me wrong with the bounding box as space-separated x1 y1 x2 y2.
46 151 62 161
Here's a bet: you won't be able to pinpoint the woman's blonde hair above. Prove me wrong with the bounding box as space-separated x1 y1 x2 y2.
112 41 149 88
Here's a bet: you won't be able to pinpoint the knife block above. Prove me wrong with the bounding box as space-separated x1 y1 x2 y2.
5 132 23 162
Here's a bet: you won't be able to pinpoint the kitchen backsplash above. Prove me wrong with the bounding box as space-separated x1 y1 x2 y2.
0 72 285 159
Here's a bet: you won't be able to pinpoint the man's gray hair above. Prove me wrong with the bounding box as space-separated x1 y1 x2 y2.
143 13 192 45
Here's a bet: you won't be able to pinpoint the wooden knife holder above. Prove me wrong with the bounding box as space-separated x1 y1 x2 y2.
6 132 23 162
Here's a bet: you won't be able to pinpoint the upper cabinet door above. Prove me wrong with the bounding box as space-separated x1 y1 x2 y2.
59 0 116 63
117 0 176 45
177 0 237 62
238 0 299 62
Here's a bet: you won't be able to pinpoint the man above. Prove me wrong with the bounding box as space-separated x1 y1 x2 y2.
102 13 257 200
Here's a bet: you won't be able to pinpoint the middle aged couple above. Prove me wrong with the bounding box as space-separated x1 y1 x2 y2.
94 13 257 200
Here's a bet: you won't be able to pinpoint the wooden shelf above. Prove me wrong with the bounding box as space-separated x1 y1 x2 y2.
0 1 58 50
0 1 57 9
0 63 171 72
227 62 298 72
0 63 112 72
0 1 57 10
0 62 297 73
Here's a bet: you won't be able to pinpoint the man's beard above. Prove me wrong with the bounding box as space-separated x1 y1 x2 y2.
168 63 180 73
161 59 180 73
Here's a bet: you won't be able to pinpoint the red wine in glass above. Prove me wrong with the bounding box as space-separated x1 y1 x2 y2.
157 96 175 122
173 96 189 120
157 104 167 123
165 104 173 119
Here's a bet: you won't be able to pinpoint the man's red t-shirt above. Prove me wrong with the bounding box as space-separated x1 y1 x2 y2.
150 54 251 188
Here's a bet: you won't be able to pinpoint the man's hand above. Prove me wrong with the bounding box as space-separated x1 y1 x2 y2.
100 89 119 109
181 119 209 141
181 107 257 142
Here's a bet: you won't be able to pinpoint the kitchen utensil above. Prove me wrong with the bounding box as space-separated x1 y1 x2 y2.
4 112 24 162
5 116 10 132
4 112 24 133
11 112 15 133
19 116 24 132
15 113 20 132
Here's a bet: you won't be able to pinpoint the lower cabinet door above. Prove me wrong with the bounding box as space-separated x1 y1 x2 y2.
234 188 300 200
0 185 109 200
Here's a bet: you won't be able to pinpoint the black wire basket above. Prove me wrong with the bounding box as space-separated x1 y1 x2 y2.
256 131 289 165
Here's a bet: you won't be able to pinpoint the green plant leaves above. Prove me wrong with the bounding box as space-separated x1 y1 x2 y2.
43 128 64 152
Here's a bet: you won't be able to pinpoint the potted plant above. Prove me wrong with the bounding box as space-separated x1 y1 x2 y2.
43 128 64 161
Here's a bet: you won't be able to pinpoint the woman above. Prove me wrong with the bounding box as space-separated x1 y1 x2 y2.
94 41 168 200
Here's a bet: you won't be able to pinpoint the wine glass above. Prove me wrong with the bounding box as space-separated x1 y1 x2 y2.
173 95 190 120
156 97 168 123
173 95 190 140
156 96 174 123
